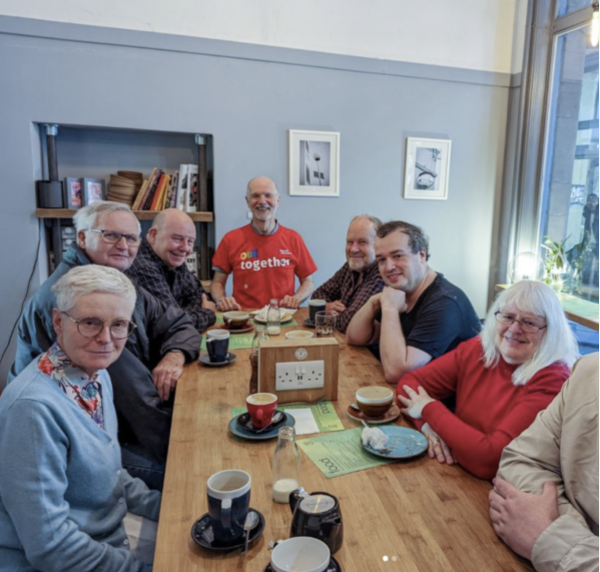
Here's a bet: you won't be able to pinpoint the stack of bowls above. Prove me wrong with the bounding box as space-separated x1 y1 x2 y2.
107 171 143 206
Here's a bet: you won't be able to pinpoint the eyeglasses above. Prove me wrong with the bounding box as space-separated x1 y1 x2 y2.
62 312 137 339
494 312 547 334
87 229 141 246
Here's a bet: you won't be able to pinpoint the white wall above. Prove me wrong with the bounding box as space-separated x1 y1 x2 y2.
0 0 526 73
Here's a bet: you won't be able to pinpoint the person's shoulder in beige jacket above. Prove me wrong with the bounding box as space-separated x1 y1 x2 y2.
489 353 598 572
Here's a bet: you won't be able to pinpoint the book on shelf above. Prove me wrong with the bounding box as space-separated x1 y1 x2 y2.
165 171 179 209
129 164 201 212
176 164 189 211
185 251 198 278
185 165 199 213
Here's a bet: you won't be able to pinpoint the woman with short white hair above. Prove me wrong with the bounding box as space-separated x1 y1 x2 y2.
397 280 578 480
0 265 160 572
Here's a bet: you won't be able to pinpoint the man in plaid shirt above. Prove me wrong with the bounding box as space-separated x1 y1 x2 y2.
311 215 384 333
127 209 217 333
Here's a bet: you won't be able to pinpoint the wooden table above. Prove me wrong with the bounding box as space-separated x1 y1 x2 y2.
154 310 533 572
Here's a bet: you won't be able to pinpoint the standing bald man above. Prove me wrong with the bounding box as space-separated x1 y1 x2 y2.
211 176 317 310
127 208 217 332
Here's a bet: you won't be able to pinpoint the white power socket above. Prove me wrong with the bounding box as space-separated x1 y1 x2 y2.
275 360 325 391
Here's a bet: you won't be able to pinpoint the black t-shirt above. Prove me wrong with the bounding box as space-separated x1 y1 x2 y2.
399 273 481 358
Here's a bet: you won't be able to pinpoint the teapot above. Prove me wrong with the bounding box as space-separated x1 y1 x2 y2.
289 488 343 554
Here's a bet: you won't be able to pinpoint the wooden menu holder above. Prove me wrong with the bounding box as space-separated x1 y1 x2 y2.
258 338 339 404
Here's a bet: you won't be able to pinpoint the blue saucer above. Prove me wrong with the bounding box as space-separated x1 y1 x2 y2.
191 509 265 552
361 426 428 459
229 411 295 440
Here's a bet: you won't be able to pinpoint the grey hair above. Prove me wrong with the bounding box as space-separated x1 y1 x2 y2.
73 201 141 234
52 265 137 313
350 214 383 233
480 280 579 385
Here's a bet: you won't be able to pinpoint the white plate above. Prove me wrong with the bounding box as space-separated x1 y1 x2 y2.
252 313 294 324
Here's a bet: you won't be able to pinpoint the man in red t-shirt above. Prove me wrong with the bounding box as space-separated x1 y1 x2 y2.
211 176 317 310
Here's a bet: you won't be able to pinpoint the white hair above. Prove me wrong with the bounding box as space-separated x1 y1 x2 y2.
480 280 579 385
52 265 137 312
73 201 141 234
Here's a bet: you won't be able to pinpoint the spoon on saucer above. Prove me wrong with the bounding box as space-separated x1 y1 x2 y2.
242 511 259 553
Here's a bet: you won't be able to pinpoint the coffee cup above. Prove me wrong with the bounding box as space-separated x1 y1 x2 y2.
271 537 331 572
308 299 326 323
246 392 278 429
206 329 230 363
355 386 394 418
285 330 314 340
206 469 251 544
223 311 250 330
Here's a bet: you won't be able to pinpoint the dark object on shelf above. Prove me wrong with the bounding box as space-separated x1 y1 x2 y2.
37 124 64 208
37 180 64 208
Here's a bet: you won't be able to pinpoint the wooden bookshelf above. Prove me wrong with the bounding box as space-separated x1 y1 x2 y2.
36 208 214 223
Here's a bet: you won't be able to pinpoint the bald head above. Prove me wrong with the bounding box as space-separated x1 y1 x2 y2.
147 208 196 269
245 176 280 228
246 176 278 197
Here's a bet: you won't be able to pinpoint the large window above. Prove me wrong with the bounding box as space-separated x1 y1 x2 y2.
539 23 599 301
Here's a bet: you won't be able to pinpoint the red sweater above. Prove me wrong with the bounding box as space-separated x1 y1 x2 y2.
396 337 570 480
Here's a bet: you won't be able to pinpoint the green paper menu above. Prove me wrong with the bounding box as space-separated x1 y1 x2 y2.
298 427 395 478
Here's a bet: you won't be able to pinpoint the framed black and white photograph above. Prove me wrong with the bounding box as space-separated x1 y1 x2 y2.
64 177 84 209
403 137 451 200
83 178 106 205
289 129 340 197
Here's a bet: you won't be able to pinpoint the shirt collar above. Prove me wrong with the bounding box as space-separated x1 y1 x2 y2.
250 220 279 236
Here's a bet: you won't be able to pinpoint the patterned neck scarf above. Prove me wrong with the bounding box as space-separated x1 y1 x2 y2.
38 343 104 429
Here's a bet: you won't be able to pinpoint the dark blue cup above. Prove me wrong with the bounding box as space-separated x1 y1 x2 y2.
207 469 251 544
206 330 230 363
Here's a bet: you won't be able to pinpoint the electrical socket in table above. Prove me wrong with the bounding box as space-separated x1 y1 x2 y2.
275 360 325 391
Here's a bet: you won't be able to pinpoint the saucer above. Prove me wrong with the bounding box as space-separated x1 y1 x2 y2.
229 412 295 440
254 314 294 324
220 323 255 335
362 426 428 460
303 318 316 328
199 353 237 367
191 509 265 552
236 411 287 434
263 556 341 572
346 403 401 424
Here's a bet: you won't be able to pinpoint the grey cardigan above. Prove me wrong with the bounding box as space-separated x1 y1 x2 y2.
0 358 161 572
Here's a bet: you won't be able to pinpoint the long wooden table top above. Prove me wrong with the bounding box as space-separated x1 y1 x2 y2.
154 309 533 572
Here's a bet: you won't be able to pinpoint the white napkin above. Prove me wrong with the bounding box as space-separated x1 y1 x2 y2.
361 427 389 451
285 408 319 435
252 305 297 322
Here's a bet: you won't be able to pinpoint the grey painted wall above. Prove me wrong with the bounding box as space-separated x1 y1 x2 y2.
0 16 512 385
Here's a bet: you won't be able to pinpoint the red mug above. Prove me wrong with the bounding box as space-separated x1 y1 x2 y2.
246 393 278 429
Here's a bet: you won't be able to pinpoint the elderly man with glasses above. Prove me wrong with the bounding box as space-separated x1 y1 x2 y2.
10 201 201 491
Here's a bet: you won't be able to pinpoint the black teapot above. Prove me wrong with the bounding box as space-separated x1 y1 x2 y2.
289 488 343 554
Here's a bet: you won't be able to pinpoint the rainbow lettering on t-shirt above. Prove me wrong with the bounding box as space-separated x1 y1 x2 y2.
240 249 259 260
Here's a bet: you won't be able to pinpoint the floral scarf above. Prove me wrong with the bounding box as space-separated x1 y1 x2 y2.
38 343 104 429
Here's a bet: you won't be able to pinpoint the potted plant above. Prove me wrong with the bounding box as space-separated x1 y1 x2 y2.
541 236 570 293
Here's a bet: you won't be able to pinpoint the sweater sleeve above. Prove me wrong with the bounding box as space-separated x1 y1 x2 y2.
396 343 464 431
0 399 150 572
122 470 162 521
421 366 567 480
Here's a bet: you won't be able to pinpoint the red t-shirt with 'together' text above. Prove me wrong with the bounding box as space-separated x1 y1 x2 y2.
212 224 317 309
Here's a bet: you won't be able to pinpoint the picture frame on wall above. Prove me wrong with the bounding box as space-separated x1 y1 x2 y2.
64 177 84 209
403 137 452 200
83 178 106 205
289 129 340 197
